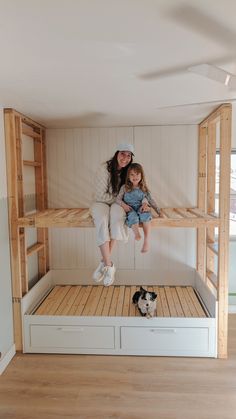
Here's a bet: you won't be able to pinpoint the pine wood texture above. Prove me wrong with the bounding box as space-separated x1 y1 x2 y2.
17 207 219 228
33 285 208 318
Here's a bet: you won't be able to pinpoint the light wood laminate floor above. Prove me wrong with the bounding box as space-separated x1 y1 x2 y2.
0 314 236 419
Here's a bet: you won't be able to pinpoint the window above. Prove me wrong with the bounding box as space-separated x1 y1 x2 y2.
215 151 236 237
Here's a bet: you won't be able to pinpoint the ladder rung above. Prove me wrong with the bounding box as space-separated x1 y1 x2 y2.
22 128 41 139
27 243 44 256
206 270 218 289
207 242 218 256
23 160 41 167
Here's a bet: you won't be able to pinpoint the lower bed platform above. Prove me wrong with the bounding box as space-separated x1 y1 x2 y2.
34 285 208 318
22 275 217 357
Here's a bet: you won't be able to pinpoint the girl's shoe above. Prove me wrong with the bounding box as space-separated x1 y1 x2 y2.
92 261 105 282
103 263 116 287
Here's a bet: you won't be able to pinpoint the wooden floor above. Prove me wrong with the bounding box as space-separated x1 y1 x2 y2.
34 285 208 317
0 315 235 419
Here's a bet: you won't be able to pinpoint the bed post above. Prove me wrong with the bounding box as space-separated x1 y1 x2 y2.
197 125 207 281
199 104 232 358
218 105 231 358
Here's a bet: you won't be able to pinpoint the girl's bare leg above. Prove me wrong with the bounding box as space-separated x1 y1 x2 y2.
141 222 151 253
99 241 112 266
131 223 141 241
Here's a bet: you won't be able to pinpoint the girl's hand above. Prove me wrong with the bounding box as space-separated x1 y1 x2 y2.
122 203 132 212
140 203 150 212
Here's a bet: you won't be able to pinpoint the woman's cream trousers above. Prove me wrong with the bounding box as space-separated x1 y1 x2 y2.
91 202 129 246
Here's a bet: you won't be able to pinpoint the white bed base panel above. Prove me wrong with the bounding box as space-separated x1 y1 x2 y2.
22 273 217 358
23 315 216 357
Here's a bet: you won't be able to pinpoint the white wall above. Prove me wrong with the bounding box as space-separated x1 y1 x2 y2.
46 125 198 284
0 109 15 373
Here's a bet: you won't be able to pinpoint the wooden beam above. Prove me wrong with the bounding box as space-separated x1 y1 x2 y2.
197 125 207 281
217 105 232 359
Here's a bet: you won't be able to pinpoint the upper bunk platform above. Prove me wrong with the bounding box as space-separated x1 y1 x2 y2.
17 207 219 228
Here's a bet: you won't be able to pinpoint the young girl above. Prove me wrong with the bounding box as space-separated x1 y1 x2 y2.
116 163 161 253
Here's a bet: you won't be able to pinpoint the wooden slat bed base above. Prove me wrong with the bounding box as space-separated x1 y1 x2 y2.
33 285 208 318
18 207 219 228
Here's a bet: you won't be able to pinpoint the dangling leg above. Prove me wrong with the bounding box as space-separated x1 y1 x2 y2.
141 221 151 253
131 223 142 241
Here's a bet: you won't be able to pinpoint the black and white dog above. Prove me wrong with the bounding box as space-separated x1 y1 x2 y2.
132 286 157 318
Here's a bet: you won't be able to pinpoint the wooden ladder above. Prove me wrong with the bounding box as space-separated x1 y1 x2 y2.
4 109 49 349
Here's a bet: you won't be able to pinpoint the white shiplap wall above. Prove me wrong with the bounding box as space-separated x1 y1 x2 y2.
46 125 198 284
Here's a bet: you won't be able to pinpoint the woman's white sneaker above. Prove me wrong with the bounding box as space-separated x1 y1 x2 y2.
92 261 105 282
103 263 116 287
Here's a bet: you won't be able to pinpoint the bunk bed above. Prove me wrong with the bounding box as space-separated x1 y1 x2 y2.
4 105 231 358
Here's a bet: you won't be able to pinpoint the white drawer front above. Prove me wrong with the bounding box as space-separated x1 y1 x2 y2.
121 326 210 353
30 325 115 349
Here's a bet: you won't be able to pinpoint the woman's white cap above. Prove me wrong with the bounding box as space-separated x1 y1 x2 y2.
116 143 134 155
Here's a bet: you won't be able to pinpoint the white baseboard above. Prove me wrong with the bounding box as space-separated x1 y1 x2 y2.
0 344 15 375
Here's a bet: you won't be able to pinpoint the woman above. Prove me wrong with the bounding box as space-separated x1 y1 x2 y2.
91 143 134 286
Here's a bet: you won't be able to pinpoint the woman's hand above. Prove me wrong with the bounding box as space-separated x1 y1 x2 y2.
122 203 132 212
140 203 150 212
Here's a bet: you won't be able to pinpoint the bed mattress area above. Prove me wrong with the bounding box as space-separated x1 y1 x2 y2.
33 285 208 318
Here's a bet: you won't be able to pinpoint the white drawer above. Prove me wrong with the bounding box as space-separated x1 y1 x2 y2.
121 326 210 353
30 325 115 349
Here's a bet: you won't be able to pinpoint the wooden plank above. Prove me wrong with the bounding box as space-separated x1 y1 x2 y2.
206 269 218 289
181 287 199 317
129 286 138 316
116 286 125 316
217 105 231 358
55 286 81 315
12 299 22 351
22 127 41 138
82 286 103 316
153 286 163 317
35 286 61 315
95 287 109 316
27 242 44 257
175 287 192 317
102 286 114 316
20 233 28 295
109 287 120 316
17 207 220 228
159 287 170 317
170 287 185 317
122 286 131 316
4 110 22 298
164 287 178 317
45 286 71 315
23 160 41 167
74 286 93 315
161 208 183 219
207 242 218 256
67 286 87 315
186 287 207 317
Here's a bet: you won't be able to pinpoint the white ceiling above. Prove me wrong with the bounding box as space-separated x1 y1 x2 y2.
0 0 236 128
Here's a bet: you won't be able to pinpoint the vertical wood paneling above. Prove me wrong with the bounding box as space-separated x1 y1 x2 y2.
47 125 198 281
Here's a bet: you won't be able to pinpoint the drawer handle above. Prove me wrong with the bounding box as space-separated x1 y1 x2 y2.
57 327 84 333
150 328 176 334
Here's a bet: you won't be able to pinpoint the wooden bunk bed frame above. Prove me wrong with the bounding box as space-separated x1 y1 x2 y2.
4 105 231 358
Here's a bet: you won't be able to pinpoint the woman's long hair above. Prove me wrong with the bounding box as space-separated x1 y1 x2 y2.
106 151 133 195
125 163 149 193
